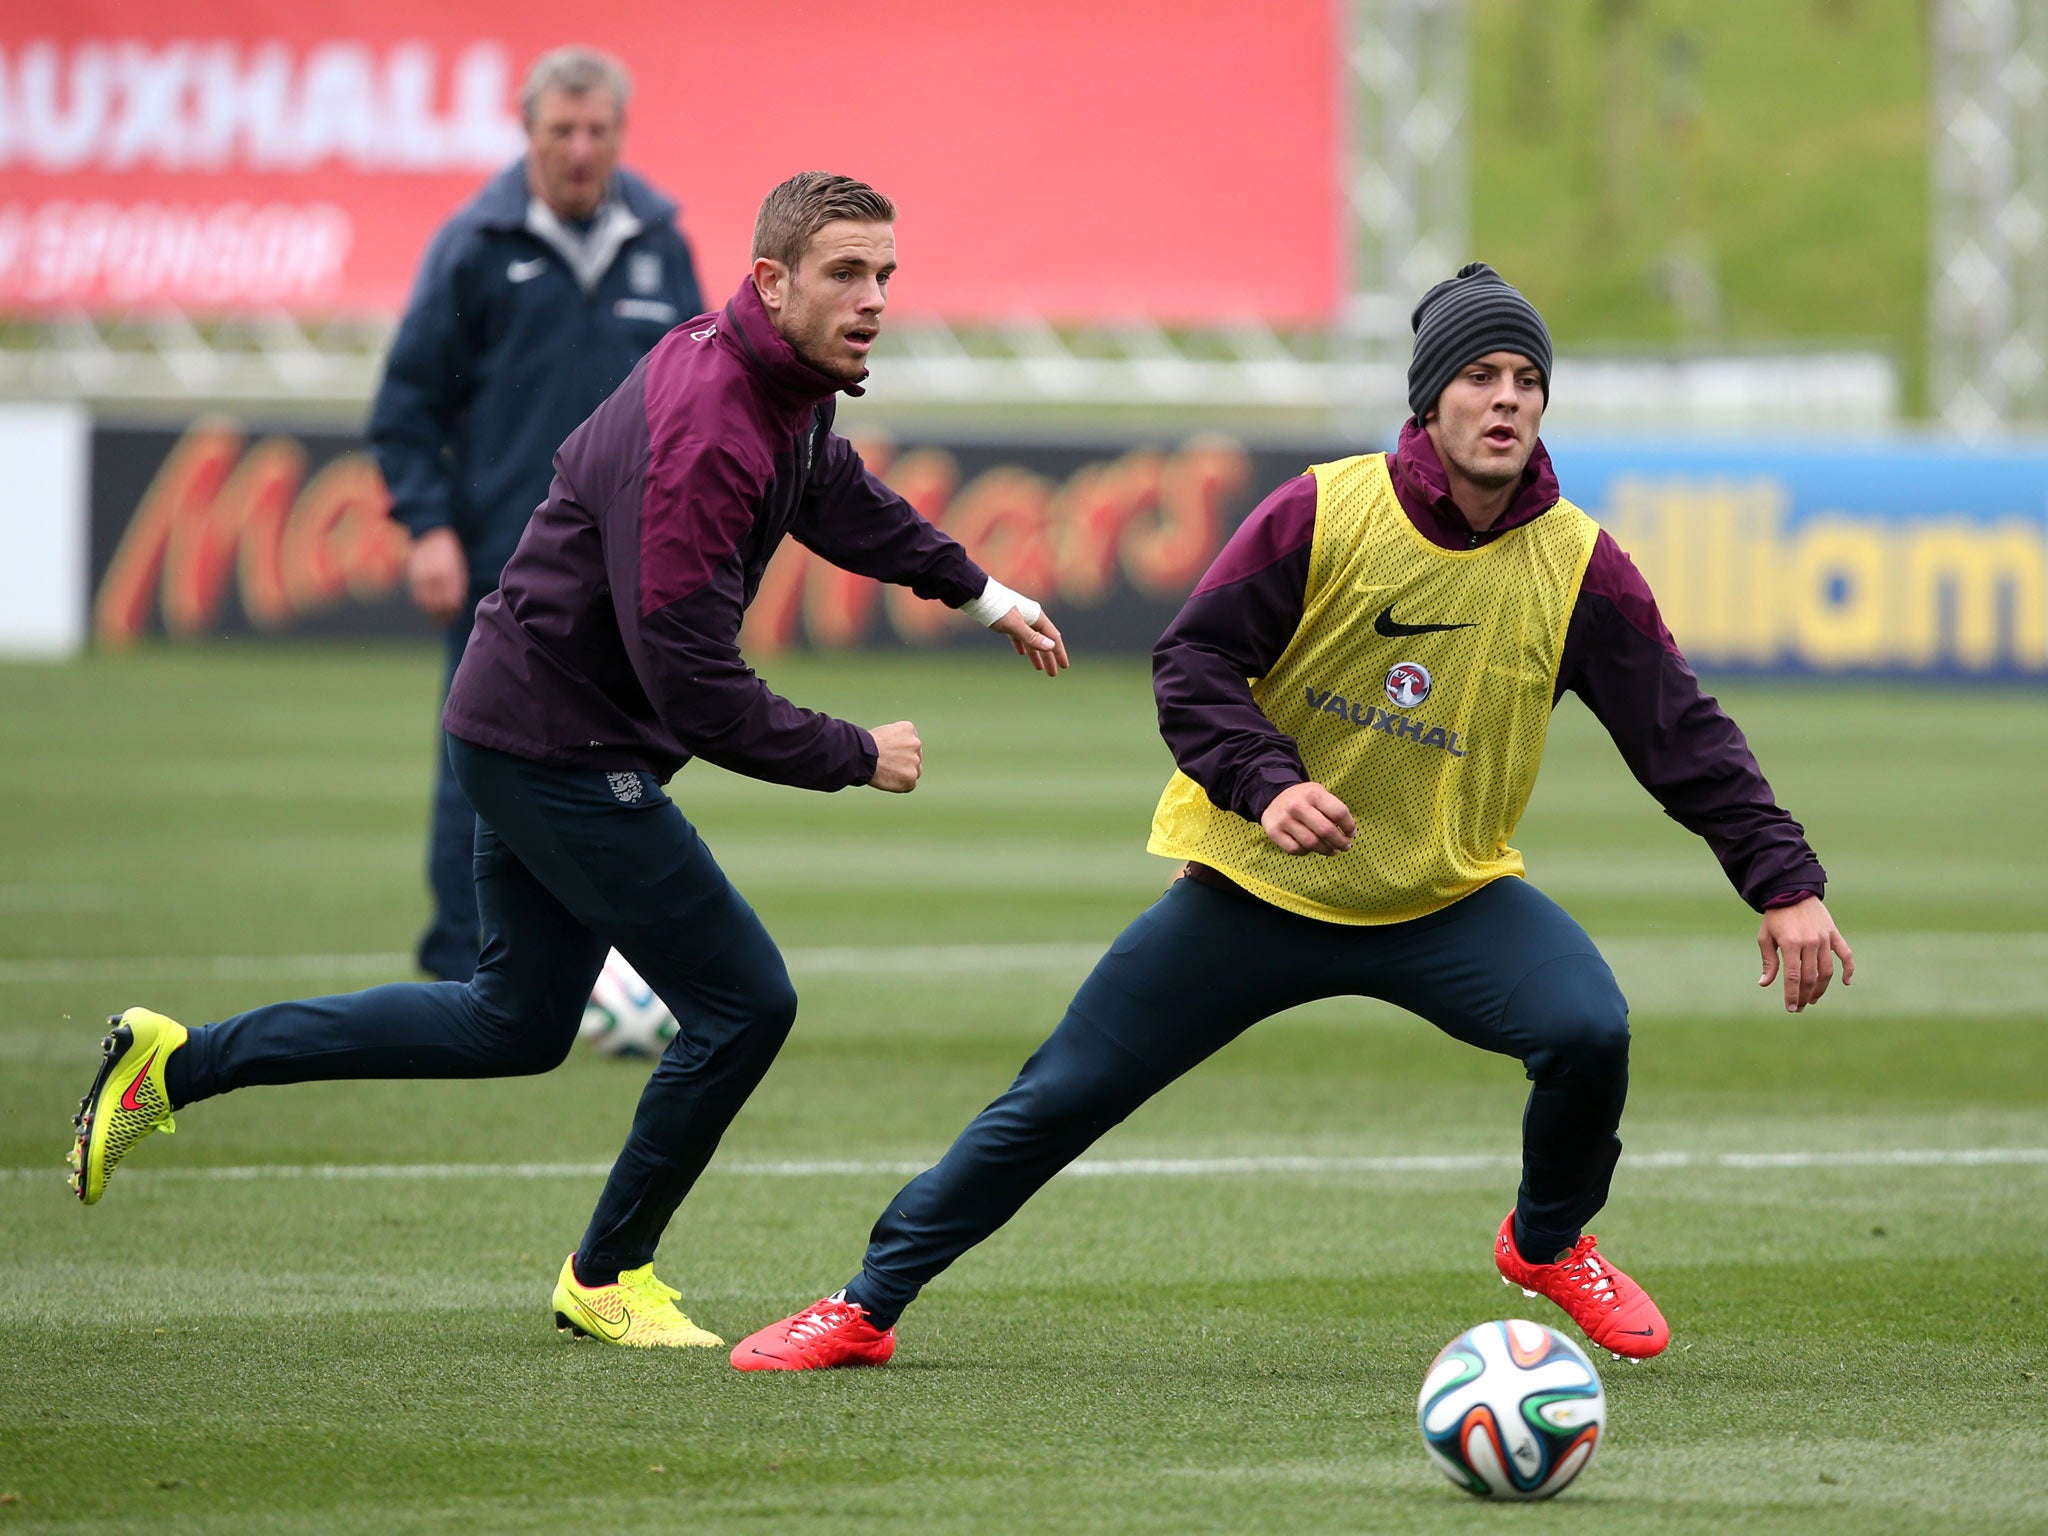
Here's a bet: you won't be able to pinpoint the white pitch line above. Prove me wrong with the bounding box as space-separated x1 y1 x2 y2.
0 953 415 984
0 943 1107 986
3 934 2043 1015
2 930 2043 984
2 1148 2042 1186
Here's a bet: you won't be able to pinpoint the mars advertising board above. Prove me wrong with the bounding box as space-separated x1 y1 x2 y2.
84 419 1308 652
89 419 431 646
86 424 2048 677
0 1 1337 321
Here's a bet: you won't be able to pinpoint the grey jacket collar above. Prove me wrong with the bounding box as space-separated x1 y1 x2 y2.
526 192 643 294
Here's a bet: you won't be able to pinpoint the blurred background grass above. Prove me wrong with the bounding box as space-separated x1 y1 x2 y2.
1471 0 1927 400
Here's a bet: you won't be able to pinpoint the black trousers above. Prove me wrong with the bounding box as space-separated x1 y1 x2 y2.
170 738 797 1281
418 602 483 983
849 873 1630 1324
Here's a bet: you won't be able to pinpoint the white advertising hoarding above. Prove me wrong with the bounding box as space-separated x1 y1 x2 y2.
0 401 90 656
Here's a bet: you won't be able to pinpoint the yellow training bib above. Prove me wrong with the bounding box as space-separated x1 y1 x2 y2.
1148 453 1598 924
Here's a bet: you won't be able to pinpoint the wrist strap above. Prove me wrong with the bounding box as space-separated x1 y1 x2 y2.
961 577 1041 627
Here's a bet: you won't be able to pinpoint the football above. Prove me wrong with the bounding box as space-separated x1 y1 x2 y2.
577 949 678 1058
1417 1319 1605 1499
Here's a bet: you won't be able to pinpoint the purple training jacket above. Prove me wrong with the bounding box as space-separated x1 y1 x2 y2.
1154 420 1826 912
445 277 988 790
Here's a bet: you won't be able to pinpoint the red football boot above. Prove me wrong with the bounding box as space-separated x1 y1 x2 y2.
730 1292 896 1372
1493 1212 1669 1360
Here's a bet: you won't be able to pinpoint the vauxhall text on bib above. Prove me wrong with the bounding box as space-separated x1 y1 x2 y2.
1148 454 1599 924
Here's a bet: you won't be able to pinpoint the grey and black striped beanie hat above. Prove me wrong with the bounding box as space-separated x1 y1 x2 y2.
1406 262 1552 422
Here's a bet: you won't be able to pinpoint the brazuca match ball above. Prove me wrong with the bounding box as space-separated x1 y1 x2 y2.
577 949 678 1058
1417 1318 1605 1499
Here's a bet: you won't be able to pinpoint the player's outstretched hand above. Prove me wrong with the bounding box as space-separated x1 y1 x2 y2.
990 607 1069 676
1260 781 1355 856
867 721 923 793
1756 895 1853 1013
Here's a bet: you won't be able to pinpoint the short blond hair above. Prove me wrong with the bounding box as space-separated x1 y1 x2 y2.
752 172 895 269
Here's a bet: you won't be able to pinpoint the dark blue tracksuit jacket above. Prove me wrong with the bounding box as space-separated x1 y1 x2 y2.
370 159 705 589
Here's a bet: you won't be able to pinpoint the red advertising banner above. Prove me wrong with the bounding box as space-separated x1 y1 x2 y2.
85 418 1321 654
2 1 1337 324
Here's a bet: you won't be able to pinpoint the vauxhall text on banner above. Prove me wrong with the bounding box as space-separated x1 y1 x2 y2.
1 2 1336 323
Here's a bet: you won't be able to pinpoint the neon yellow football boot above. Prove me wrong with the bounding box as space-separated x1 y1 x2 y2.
551 1255 725 1348
69 1008 187 1204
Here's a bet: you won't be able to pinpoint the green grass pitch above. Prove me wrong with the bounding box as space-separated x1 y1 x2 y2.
0 645 2043 1533
1469 0 1930 407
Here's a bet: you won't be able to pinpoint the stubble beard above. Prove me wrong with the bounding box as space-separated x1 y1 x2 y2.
1445 437 1525 491
800 336 864 383
784 294 866 384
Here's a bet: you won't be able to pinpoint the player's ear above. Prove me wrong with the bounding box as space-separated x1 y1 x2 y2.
752 257 789 314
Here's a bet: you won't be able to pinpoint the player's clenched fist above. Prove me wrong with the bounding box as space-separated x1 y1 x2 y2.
866 721 923 793
1260 780 1355 856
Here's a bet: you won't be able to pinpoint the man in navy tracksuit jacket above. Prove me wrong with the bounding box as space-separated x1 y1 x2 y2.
84 174 1068 1349
370 49 703 982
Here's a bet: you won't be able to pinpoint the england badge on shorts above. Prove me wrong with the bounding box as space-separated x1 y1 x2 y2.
1385 661 1432 710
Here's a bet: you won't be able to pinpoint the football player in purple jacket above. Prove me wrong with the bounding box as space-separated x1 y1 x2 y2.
69 173 1067 1350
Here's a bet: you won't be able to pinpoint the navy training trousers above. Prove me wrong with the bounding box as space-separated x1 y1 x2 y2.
417 602 482 983
846 872 1630 1327
168 737 797 1281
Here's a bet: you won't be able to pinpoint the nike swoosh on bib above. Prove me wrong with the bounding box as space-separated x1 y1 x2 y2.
1373 605 1475 638
507 257 548 283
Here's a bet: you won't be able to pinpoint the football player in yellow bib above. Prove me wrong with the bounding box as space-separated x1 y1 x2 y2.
734 264 1854 1372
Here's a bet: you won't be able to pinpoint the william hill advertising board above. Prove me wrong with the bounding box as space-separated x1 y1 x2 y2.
1547 441 2048 678
89 421 2048 677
